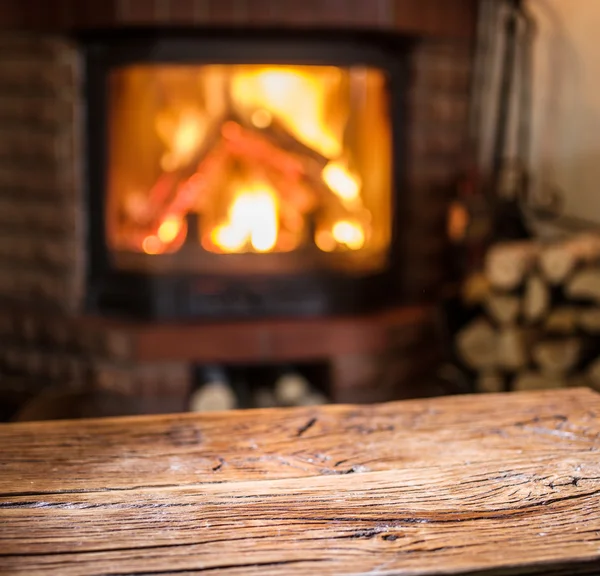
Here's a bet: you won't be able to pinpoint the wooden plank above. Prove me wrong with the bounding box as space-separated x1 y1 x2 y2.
1 454 600 575
1 388 599 496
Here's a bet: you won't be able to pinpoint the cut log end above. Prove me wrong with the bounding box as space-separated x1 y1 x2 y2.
485 293 520 325
541 234 600 284
533 339 581 377
513 371 565 392
523 275 550 323
567 268 600 303
455 319 498 371
476 371 505 394
485 241 539 290
498 327 529 371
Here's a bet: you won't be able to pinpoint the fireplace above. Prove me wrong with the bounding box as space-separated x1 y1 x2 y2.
85 33 406 319
0 0 476 417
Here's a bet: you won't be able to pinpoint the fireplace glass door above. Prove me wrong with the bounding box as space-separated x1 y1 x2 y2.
107 64 392 275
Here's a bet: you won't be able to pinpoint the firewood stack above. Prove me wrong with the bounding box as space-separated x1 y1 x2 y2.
456 233 600 393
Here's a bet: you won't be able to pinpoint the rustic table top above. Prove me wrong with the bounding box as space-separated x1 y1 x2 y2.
1 388 600 576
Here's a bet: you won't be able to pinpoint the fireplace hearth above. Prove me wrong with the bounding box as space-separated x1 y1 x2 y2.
85 33 407 319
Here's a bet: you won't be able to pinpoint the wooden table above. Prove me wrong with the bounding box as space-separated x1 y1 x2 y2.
1 388 600 575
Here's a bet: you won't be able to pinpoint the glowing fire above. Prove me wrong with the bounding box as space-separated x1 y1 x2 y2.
322 161 361 203
332 220 365 250
121 65 381 257
157 217 182 243
211 184 279 253
155 107 207 172
141 216 185 255
231 67 342 158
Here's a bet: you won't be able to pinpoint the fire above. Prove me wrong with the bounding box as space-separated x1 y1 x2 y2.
231 67 342 158
332 220 365 250
155 107 207 172
113 64 388 258
157 217 182 243
142 235 163 255
211 184 279 253
322 161 361 203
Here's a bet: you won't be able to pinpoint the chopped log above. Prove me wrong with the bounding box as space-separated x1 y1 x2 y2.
578 308 600 333
513 371 565 391
275 372 311 407
484 293 520 325
455 318 498 370
498 327 528 370
476 371 505 394
485 241 539 290
545 307 579 334
533 338 581 376
566 267 600 303
297 391 329 406
190 382 237 413
523 274 550 323
539 233 600 284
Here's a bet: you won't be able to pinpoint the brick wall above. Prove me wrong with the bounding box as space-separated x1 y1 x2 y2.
403 40 471 301
0 0 477 39
0 35 84 314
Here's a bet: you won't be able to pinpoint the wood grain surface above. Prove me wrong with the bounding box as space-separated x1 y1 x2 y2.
1 388 600 575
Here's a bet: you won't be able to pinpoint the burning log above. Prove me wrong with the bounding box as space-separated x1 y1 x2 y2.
222 120 354 221
262 166 318 215
236 111 330 170
140 119 228 226
222 121 305 179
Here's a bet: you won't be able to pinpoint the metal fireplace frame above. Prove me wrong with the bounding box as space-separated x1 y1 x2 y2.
82 29 410 320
